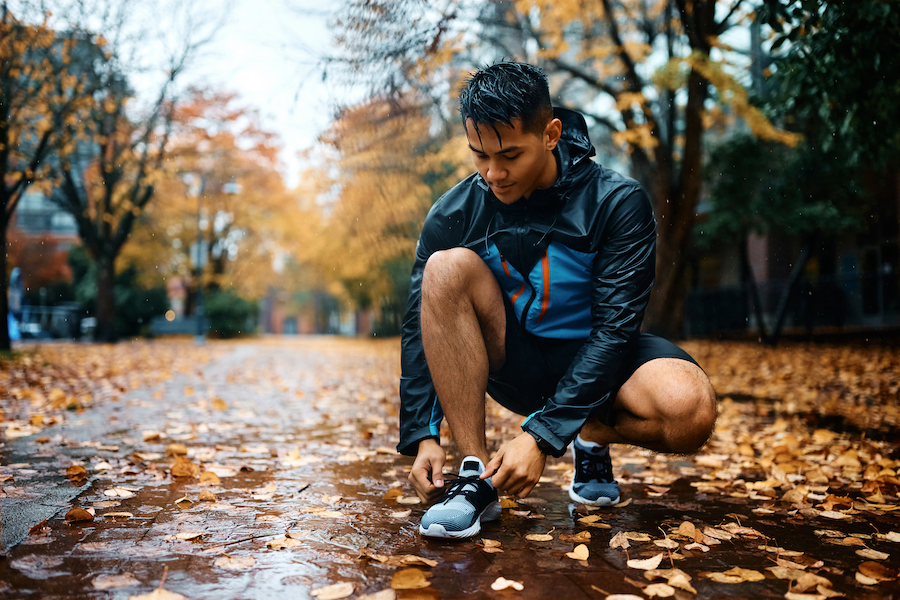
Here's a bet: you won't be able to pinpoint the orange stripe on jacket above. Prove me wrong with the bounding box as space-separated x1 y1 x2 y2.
537 251 550 323
501 256 525 305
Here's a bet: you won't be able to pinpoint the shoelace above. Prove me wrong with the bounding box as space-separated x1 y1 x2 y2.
438 473 483 503
577 452 613 483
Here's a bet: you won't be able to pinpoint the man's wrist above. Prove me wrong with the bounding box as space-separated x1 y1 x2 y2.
527 431 556 456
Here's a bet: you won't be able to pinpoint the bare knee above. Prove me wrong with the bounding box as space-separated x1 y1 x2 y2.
422 248 484 300
662 369 717 454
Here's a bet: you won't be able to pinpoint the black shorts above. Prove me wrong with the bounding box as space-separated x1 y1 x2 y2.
486 295 699 425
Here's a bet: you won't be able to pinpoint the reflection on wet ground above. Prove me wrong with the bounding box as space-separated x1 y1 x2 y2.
1 338 899 599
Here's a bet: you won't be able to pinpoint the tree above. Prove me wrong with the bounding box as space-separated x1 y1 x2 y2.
327 0 801 337
294 95 468 326
0 5 94 349
759 0 900 170
49 1 219 342
699 133 865 343
125 88 295 309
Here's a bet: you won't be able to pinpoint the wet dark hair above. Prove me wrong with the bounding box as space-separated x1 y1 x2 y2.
458 62 553 140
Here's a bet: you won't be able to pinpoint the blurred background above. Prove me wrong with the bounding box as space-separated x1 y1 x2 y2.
1 0 897 347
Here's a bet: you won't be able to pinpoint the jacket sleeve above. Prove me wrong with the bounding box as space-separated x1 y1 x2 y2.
521 186 656 457
397 204 459 456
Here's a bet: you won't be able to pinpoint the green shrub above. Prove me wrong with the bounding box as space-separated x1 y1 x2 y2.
205 289 257 338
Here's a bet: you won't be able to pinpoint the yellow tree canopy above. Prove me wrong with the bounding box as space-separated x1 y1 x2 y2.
295 97 468 309
123 88 295 300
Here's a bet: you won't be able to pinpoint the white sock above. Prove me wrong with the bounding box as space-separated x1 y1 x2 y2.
575 435 608 453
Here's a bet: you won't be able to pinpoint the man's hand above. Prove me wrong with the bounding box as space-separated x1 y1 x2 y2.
481 432 547 498
408 438 447 503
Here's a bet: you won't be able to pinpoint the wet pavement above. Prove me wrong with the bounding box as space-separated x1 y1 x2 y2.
1 337 899 599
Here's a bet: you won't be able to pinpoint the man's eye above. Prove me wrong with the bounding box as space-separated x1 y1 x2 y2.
505 154 521 160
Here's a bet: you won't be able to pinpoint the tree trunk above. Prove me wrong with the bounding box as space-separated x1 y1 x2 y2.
95 254 117 343
765 242 812 346
643 67 710 339
740 235 768 342
0 214 9 351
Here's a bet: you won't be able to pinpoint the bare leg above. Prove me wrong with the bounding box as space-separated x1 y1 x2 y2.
420 248 506 464
580 358 717 454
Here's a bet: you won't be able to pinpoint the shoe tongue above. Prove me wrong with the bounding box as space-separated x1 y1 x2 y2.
459 457 484 477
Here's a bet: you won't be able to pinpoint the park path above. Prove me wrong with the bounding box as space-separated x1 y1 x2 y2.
1 337 899 599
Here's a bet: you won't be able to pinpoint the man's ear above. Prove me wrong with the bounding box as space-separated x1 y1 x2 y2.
544 118 562 150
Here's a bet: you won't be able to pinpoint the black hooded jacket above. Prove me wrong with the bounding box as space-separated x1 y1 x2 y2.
398 107 656 458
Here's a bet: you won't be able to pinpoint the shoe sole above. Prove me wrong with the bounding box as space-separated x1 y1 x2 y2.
568 487 620 506
419 500 502 539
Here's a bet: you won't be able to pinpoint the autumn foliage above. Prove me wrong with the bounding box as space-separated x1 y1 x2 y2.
295 97 469 311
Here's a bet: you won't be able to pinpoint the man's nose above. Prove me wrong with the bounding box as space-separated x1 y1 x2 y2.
486 162 507 182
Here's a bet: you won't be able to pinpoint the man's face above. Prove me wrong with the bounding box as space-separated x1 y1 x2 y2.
465 117 561 204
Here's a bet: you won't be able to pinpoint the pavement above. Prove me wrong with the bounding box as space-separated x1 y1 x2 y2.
1 337 899 600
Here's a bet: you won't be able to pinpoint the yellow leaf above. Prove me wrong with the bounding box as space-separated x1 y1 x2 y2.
199 471 221 486
391 568 431 590
566 543 589 560
526 533 554 542
644 583 676 598
705 567 764 583
65 507 94 523
490 577 524 591
627 553 664 571
212 397 228 410
309 582 354 600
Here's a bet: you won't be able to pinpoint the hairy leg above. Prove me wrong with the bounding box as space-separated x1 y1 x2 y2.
420 248 506 464
580 358 717 454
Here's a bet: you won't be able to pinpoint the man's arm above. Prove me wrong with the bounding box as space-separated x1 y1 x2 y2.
521 186 657 456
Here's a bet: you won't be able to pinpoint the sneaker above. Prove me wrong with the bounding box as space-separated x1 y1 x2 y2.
419 456 501 539
568 437 621 506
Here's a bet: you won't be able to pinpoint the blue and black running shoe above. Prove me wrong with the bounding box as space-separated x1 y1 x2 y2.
419 456 501 539
568 438 621 506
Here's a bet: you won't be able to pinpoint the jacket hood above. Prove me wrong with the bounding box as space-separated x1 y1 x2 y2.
478 106 597 211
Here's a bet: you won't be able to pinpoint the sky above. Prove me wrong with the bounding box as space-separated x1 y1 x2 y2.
182 0 354 186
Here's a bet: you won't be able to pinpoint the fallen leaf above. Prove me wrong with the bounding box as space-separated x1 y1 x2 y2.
199 471 221 486
856 548 890 561
560 531 591 543
856 572 879 585
166 443 188 456
175 496 192 509
605 595 643 600
526 533 554 542
566 543 589 560
360 549 438 567
267 537 302 550
104 487 136 499
103 512 134 519
66 465 87 479
391 568 430 590
214 555 256 570
625 532 653 542
92 573 141 590
382 489 403 501
175 531 203 541
654 539 680 549
644 583 675 598
610 531 631 550
212 397 228 411
309 582 354 599
706 567 765 583
858 561 897 582
390 509 411 519
65 507 94 523
684 542 710 552
171 457 200 478
397 496 421 505
198 490 216 502
490 577 524 591
627 553 664 571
